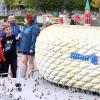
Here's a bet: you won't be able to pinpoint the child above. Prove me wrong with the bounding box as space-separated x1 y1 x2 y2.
0 37 5 62
0 37 5 75
1 23 18 78
0 20 5 37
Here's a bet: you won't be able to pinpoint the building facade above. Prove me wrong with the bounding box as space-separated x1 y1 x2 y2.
0 0 7 15
0 0 24 16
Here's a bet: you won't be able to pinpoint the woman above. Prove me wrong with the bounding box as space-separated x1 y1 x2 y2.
17 13 40 78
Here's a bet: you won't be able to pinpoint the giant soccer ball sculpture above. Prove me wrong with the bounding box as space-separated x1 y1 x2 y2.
36 24 100 93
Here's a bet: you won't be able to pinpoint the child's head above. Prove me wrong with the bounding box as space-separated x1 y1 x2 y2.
3 23 12 37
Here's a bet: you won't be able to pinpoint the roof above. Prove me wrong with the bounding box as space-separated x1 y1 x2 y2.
85 0 90 10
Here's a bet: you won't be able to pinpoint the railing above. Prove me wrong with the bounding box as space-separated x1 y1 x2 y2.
0 10 25 16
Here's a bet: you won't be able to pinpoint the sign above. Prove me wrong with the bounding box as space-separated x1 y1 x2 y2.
70 52 98 65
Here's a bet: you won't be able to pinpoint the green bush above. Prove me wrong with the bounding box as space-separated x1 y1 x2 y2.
0 16 7 22
16 16 24 25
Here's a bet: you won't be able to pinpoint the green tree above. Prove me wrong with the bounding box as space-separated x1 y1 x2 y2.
5 0 96 14
22 0 37 13
91 0 100 19
35 0 86 12
23 0 35 8
34 0 63 12
5 0 15 6
64 0 86 11
5 0 14 10
5 0 19 11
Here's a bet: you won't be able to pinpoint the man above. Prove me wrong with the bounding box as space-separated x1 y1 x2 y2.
7 14 21 51
7 14 21 36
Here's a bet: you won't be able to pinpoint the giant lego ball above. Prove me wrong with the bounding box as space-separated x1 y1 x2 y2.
35 24 100 92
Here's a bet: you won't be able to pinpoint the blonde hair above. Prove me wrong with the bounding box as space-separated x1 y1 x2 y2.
3 23 11 30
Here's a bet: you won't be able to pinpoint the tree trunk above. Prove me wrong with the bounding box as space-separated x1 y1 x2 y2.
7 5 10 15
99 8 100 20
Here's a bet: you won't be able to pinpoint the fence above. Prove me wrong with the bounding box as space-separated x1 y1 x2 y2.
0 10 25 16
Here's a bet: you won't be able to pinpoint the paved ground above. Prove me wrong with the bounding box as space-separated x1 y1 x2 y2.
0 54 99 100
0 72 100 100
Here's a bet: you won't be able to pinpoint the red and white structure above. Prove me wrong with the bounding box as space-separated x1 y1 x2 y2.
84 0 91 26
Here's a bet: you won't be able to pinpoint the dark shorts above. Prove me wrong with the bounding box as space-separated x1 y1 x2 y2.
21 52 35 56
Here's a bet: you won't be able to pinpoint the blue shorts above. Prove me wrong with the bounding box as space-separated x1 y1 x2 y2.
21 52 35 56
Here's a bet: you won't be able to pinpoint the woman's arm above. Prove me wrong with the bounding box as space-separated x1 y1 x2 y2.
15 33 21 40
30 24 39 52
